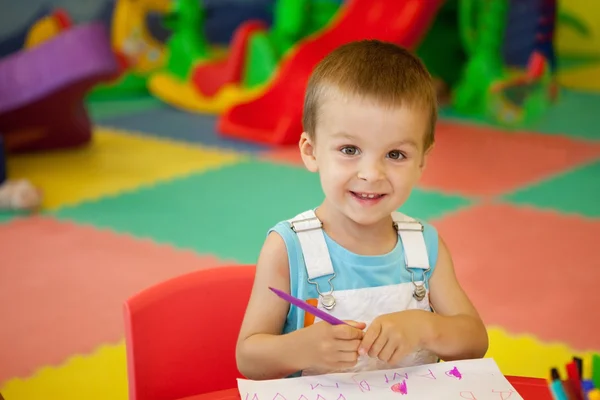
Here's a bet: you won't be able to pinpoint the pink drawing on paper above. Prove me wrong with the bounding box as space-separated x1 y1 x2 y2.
385 372 408 383
446 366 463 380
417 369 436 379
390 379 408 395
492 389 515 399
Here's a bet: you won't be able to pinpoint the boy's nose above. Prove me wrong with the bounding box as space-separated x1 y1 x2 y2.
357 161 384 182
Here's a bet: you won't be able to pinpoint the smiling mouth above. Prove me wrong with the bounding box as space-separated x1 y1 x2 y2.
350 191 386 200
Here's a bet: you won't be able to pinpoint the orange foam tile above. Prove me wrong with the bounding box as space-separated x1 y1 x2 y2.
0 216 234 384
432 202 600 352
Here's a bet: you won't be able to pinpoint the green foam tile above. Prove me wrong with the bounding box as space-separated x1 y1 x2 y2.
503 159 600 218
440 88 600 142
0 211 32 224
401 187 473 221
531 89 600 142
51 160 473 264
88 95 164 122
0 213 15 224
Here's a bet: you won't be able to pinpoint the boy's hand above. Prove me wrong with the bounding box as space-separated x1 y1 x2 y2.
358 310 430 365
299 320 366 372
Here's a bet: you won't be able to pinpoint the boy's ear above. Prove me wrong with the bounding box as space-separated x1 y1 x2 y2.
299 132 318 172
420 142 434 170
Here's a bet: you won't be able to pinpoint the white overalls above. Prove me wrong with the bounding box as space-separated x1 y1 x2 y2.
287 209 439 376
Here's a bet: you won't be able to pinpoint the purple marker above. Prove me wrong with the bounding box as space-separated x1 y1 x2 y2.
269 287 347 326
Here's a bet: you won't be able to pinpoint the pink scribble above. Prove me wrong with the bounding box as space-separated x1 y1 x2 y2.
416 369 436 379
391 379 408 395
310 382 340 390
446 366 462 380
385 372 409 383
492 389 515 399
460 391 477 400
272 393 288 399
315 395 346 400
351 374 371 392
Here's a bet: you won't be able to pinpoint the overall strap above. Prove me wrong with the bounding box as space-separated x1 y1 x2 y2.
391 212 430 270
287 210 335 280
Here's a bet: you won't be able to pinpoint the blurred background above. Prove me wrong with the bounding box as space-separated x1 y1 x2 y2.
0 0 598 399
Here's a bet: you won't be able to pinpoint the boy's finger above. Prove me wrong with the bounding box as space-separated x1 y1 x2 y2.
344 320 366 330
377 340 395 363
367 334 387 359
358 322 381 355
334 324 364 340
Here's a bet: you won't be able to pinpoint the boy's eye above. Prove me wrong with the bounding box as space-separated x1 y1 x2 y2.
387 150 405 160
340 146 359 155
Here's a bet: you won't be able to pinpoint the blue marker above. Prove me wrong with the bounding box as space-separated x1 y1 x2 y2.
582 380 596 399
550 368 568 400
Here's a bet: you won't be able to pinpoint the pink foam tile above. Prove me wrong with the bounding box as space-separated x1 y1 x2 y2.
260 122 600 198
419 122 600 197
432 202 600 351
0 216 234 383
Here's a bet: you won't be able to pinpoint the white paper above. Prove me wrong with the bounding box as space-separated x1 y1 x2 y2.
237 358 523 400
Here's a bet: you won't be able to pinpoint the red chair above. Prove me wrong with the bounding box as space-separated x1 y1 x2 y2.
123 265 256 400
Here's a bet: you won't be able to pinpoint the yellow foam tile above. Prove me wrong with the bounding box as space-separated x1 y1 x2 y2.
2 329 598 400
558 63 600 92
6 128 245 210
1 342 128 400
486 327 598 379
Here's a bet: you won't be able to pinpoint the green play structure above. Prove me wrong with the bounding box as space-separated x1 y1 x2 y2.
416 0 559 128
145 0 342 114
243 0 341 88
416 0 467 94
165 0 340 85
452 0 555 127
162 0 217 80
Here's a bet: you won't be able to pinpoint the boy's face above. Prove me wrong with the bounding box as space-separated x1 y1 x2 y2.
300 91 431 227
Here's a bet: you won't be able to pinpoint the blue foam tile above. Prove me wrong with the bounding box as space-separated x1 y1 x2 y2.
98 106 270 153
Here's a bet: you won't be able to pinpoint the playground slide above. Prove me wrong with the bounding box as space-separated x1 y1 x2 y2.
218 0 443 145
191 20 267 97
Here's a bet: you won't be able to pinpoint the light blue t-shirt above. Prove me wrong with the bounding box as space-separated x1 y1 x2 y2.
268 216 439 335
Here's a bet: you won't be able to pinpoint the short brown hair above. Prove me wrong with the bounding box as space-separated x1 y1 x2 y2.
302 40 437 150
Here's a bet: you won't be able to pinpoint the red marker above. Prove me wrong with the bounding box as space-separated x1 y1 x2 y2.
566 361 583 400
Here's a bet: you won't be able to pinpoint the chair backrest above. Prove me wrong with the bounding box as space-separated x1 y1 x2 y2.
123 264 255 400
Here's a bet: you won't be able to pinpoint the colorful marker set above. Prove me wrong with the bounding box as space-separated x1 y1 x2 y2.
549 354 600 400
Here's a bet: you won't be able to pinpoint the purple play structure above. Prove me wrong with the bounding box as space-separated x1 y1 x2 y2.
0 22 118 153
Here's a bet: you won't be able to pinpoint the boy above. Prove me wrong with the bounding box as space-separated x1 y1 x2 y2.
236 40 488 380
